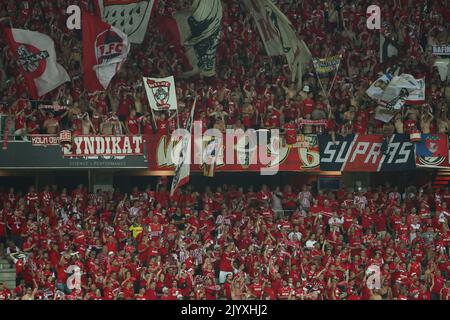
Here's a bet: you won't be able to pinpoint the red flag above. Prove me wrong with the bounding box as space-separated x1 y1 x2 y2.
156 15 192 71
82 11 130 93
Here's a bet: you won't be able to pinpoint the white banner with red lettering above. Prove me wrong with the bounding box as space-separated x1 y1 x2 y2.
143 76 178 111
31 135 60 146
63 135 144 157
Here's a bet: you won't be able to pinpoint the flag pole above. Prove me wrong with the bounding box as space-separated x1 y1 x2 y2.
170 96 197 196
327 57 342 97
315 71 329 100
0 17 13 28
149 106 158 130
176 108 181 129
312 58 330 103
313 67 332 114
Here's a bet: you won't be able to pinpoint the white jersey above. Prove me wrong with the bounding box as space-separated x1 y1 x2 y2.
353 195 367 209
298 191 312 209
129 206 140 218
328 216 344 226
272 192 283 211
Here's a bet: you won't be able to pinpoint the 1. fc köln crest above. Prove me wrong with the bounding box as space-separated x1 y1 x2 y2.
82 11 130 93
16 44 49 77
93 28 129 89
147 79 171 108
143 76 178 111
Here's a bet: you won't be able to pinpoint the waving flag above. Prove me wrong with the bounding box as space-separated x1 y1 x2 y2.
2 28 70 99
312 54 342 95
243 0 311 88
82 11 130 93
170 98 197 196
366 73 393 100
405 78 425 105
95 0 156 44
158 0 222 77
367 74 424 123
143 76 178 111
312 55 342 74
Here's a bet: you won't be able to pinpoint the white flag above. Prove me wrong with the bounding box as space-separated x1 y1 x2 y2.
4 28 70 98
372 74 423 123
406 79 425 105
366 73 393 100
379 74 421 107
143 76 178 111
375 106 397 123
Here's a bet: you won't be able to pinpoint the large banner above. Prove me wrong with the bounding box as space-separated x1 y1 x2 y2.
0 139 148 169
82 11 130 92
416 134 450 168
3 28 70 99
64 135 144 157
149 134 320 173
143 76 178 111
95 0 156 44
243 0 311 87
319 134 416 172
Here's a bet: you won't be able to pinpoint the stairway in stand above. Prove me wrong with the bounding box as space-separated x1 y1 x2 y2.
0 258 16 291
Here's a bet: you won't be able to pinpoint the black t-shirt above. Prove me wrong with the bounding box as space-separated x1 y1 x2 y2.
171 213 185 230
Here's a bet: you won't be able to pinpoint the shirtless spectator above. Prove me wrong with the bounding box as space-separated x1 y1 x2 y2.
81 113 95 135
125 109 140 135
101 114 123 135
420 106 434 134
42 112 60 135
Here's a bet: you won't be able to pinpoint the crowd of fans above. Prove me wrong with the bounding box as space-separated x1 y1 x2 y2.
0 0 449 141
0 181 449 300
0 0 449 301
